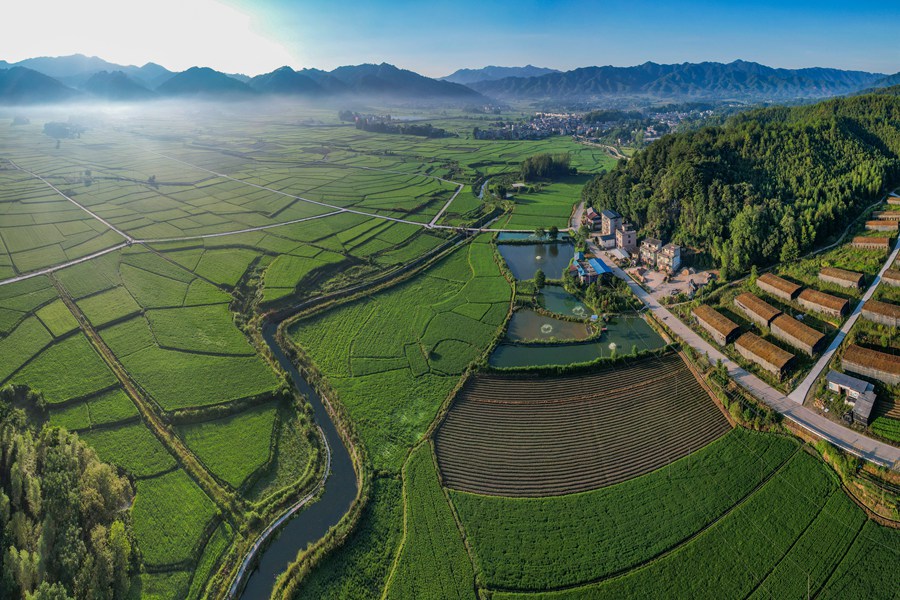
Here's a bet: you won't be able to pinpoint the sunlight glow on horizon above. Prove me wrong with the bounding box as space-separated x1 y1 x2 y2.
1 0 299 75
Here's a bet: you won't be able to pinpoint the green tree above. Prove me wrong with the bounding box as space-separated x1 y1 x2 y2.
548 226 559 240
534 227 547 239
534 269 546 288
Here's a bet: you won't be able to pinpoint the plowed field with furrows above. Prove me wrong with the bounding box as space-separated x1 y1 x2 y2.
434 353 731 496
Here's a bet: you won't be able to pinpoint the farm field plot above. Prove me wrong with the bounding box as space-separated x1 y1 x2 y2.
34 298 79 336
3 327 117 404
435 352 731 496
245 403 318 503
288 236 511 471
48 387 139 431
0 167 126 275
80 421 177 478
104 314 279 410
176 401 278 489
491 452 899 600
132 468 219 568
384 444 474 600
450 429 797 590
493 177 587 230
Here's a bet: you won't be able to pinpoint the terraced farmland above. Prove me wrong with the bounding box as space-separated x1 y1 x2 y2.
434 352 731 496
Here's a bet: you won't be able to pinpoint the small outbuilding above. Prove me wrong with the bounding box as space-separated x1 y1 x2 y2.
756 273 801 302
734 292 781 329
852 236 891 251
692 305 740 346
770 314 826 356
866 220 899 232
843 344 900 386
735 332 795 379
797 288 849 318
825 370 877 425
818 267 864 290
861 299 900 328
882 268 900 287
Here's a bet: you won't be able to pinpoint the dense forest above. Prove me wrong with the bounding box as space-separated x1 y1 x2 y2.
583 92 900 276
0 386 138 600
520 153 573 181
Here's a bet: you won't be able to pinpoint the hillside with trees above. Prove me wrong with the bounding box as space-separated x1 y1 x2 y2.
0 386 138 600
582 92 900 276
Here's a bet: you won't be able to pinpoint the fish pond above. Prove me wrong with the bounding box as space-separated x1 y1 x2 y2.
490 315 665 368
497 241 575 280
505 309 592 342
538 284 588 318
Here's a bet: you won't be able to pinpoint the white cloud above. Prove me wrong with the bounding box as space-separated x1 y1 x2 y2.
1 0 297 74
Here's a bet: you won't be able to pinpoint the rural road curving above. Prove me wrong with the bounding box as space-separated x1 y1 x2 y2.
591 239 900 469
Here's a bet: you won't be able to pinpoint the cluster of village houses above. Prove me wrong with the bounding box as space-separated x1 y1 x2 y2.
581 207 682 273
690 204 900 427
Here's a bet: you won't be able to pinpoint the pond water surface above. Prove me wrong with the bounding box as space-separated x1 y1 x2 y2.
539 285 588 318
490 315 665 368
497 241 575 280
505 309 591 342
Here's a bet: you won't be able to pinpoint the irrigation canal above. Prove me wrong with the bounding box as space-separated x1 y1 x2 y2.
235 322 357 599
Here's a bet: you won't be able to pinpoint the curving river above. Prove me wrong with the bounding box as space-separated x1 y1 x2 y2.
235 322 357 600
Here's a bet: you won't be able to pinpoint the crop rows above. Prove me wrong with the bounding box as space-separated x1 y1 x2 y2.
450 429 797 590
435 353 731 496
384 445 474 600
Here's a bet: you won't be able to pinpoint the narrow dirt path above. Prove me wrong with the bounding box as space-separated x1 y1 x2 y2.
50 274 240 516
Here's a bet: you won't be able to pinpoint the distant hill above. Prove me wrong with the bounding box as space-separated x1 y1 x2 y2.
471 60 885 100
157 67 255 97
124 63 174 89
0 67 78 104
325 63 483 99
84 71 155 101
872 72 900 89
10 54 124 79
441 65 560 85
249 66 324 95
250 63 483 100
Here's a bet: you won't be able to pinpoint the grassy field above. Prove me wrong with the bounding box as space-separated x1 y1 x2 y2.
132 469 219 567
384 444 474 600
450 429 794 590
288 236 511 471
490 450 897 599
176 402 277 488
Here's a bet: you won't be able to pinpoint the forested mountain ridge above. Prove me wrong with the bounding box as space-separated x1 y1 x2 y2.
472 60 885 100
582 91 900 275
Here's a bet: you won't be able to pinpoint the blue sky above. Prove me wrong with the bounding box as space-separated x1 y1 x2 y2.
3 0 900 76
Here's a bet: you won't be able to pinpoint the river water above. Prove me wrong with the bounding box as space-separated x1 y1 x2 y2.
237 323 358 599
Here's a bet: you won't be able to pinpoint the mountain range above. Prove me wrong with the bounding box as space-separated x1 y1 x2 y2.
469 60 892 100
440 65 560 85
0 54 898 105
0 55 484 104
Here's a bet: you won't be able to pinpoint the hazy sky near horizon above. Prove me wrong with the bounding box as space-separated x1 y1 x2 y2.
3 0 899 76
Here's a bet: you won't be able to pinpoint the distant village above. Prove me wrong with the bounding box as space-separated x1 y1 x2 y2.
472 107 712 142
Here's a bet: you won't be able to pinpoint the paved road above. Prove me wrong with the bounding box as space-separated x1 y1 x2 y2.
589 241 900 468
570 201 585 231
11 160 134 242
0 243 129 287
790 236 900 403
